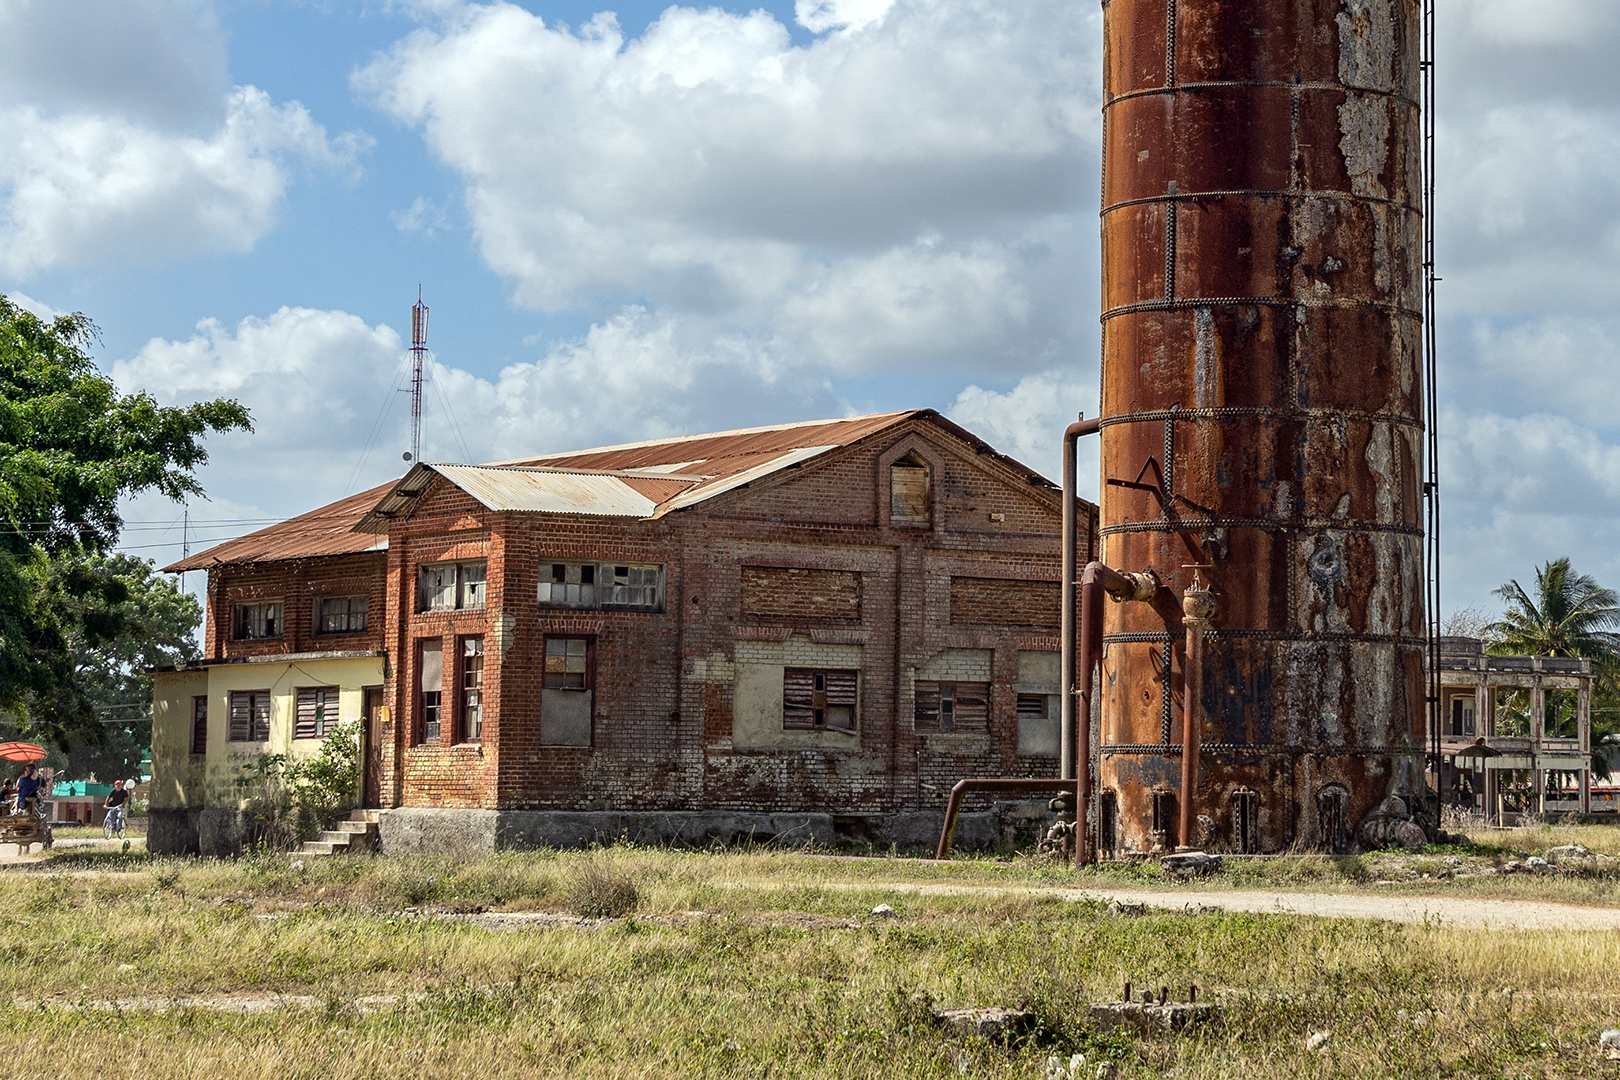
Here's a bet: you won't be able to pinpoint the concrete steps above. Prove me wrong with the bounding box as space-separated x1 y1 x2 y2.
296 810 381 857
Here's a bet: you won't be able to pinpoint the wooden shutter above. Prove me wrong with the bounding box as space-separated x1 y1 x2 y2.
295 688 317 739
229 692 250 741
783 667 817 729
914 682 941 730
824 670 858 706
191 697 208 754
952 682 989 731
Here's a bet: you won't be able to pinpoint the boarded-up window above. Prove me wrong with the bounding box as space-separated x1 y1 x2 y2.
783 668 858 730
420 639 443 743
949 577 1060 628
541 636 593 746
228 691 271 742
890 459 930 524
741 566 861 622
190 696 208 755
914 681 989 732
295 686 339 739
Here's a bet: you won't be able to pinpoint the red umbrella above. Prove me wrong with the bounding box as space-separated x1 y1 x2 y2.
0 742 46 762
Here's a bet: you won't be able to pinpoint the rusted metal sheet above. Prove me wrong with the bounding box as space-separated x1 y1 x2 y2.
1097 0 1426 854
163 481 393 571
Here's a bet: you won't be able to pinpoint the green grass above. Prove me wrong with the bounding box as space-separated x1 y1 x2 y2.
5 846 1620 1077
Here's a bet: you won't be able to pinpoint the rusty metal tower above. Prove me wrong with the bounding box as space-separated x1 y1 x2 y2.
1096 0 1428 854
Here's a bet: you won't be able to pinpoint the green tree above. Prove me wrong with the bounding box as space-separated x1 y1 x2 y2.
0 295 248 748
1488 557 1620 768
0 552 202 779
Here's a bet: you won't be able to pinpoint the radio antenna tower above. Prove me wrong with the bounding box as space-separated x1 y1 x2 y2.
407 288 428 463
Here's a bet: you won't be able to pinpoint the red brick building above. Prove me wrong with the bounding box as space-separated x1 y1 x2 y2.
150 411 1096 854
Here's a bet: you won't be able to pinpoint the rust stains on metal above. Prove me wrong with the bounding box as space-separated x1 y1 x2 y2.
163 481 394 571
1098 0 1426 855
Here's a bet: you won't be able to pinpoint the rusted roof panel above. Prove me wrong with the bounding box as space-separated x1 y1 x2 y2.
498 411 920 474
162 481 394 571
655 445 840 515
429 464 660 517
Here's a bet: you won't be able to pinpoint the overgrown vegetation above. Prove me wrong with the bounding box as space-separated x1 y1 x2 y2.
564 860 640 917
4 846 1620 1077
233 720 361 847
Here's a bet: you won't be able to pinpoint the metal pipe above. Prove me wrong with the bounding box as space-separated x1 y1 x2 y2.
934 778 1084 860
1178 623 1204 850
1061 416 1102 785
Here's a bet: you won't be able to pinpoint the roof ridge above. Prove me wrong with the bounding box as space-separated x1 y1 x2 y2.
483 409 920 466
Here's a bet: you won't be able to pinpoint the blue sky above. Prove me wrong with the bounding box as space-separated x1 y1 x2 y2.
3 0 1619 620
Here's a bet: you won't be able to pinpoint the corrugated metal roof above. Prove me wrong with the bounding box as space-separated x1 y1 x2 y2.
171 409 1061 569
163 481 393 571
430 465 664 517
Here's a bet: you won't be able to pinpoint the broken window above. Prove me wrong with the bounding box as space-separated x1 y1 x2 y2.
419 639 443 743
228 690 271 742
1494 687 1531 737
294 686 340 739
1232 788 1260 854
541 636 593 747
890 456 931 524
914 681 989 732
1449 695 1476 737
419 562 486 612
232 601 282 640
784 668 858 731
541 561 662 611
191 696 208 755
461 636 484 742
317 594 369 634
544 637 590 690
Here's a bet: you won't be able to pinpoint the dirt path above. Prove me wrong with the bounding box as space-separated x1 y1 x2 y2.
821 881 1620 931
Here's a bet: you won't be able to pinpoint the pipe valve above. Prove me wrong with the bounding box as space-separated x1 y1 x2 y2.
1182 570 1216 629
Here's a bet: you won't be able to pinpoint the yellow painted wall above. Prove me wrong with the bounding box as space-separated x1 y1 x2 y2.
152 656 384 810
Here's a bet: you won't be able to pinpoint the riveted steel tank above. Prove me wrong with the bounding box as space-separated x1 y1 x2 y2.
1097 0 1427 854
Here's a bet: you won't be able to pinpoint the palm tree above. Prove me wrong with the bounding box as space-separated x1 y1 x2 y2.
1488 557 1620 665
1488 558 1620 748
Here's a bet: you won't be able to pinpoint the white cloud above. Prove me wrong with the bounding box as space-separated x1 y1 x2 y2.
357 0 1096 375
0 88 364 278
0 2 367 280
111 304 843 522
1440 408 1620 608
3 290 65 321
947 370 1094 487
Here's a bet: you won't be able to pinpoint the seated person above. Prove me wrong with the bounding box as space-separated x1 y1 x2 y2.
15 764 40 816
0 777 13 814
103 779 130 831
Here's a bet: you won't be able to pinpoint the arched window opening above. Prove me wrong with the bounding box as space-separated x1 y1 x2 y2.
1232 787 1260 854
1317 784 1350 854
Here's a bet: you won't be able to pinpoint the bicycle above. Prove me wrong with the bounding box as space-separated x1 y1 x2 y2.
103 805 127 840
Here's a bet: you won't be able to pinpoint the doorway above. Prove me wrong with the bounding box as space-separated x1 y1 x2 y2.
361 685 384 808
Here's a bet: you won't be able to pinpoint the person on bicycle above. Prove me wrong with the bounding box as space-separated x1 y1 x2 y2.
103 779 129 834
15 764 40 816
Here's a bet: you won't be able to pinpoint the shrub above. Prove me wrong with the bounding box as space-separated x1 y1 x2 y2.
234 720 361 850
566 862 639 917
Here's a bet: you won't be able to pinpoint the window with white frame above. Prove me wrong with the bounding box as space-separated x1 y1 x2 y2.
232 601 283 640
419 562 486 612
540 561 662 611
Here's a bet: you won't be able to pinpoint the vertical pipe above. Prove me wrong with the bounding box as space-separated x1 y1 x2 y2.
1074 576 1099 869
1061 417 1098 783
1178 624 1203 850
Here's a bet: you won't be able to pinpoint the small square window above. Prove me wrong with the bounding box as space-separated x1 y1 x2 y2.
295 686 340 738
